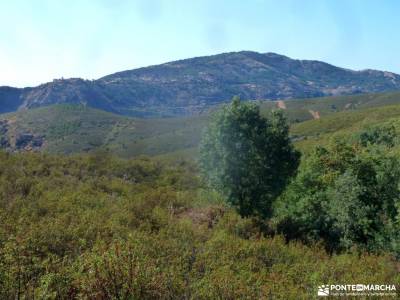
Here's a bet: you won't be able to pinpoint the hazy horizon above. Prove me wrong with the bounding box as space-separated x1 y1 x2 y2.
1 0 400 87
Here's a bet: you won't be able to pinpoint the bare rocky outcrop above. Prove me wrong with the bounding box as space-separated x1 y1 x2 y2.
14 133 44 151
0 119 45 152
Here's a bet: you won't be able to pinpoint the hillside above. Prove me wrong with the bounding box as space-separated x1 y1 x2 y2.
1 91 400 158
1 51 400 117
291 104 400 152
0 104 207 157
260 90 400 122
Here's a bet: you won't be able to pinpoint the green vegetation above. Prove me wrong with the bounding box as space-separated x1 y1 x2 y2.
1 91 400 160
260 91 400 123
0 104 207 157
2 93 400 298
200 98 299 218
275 125 400 254
200 98 400 256
0 151 398 299
291 103 400 153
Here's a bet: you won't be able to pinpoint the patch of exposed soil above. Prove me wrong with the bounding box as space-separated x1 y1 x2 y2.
309 110 320 119
276 100 286 109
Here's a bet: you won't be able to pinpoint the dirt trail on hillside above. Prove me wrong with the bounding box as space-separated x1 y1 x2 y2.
309 110 320 119
276 100 286 109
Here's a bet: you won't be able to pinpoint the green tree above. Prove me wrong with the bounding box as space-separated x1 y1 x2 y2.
199 97 300 219
275 129 400 254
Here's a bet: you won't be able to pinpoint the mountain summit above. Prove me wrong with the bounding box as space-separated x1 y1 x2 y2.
1 51 400 117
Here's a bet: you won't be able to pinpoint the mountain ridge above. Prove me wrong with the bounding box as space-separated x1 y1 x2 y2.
1 51 400 117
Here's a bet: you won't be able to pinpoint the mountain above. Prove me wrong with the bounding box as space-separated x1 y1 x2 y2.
1 51 400 117
1 91 400 158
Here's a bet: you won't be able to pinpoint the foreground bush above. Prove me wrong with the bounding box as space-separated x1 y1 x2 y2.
0 151 399 298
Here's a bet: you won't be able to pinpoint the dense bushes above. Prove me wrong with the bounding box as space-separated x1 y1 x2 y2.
0 150 399 298
275 124 400 255
199 99 400 260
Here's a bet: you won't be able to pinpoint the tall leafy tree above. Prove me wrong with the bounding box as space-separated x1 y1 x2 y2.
275 128 400 254
199 97 300 218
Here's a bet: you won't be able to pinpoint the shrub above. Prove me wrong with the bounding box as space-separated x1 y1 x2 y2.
275 129 400 254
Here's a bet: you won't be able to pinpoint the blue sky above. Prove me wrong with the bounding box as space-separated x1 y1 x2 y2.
1 0 399 87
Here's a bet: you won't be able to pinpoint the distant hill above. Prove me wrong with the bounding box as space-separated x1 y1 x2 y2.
1 51 400 117
0 104 207 157
1 91 400 158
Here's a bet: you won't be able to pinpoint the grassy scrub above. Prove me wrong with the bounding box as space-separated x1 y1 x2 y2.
0 151 398 299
